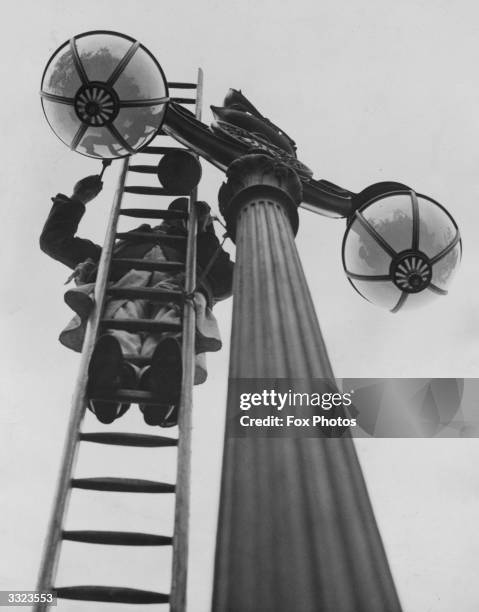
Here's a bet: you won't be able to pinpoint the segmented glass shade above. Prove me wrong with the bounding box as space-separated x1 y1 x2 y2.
40 31 169 159
342 190 461 312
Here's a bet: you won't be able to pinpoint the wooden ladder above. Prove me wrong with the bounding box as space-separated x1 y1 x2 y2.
35 70 204 612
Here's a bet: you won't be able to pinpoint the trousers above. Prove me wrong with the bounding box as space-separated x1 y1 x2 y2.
60 246 222 384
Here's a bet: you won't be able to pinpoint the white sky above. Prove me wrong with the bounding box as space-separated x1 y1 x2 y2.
2 1 479 610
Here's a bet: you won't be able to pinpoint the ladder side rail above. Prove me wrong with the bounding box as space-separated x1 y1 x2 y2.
170 67 204 612
35 158 130 611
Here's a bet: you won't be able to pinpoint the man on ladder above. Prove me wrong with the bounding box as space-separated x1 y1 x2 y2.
40 151 233 427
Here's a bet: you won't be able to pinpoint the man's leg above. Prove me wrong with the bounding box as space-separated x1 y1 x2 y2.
104 298 148 359
136 274 184 427
136 272 222 427
87 298 146 423
87 335 135 424
140 336 183 427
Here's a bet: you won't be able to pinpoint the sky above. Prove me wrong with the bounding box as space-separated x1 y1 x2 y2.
2 1 479 610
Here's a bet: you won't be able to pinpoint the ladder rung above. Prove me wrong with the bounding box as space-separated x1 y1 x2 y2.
89 389 173 406
79 432 178 447
127 165 159 174
106 286 184 302
100 318 181 334
55 586 169 604
119 208 188 220
111 258 184 273
62 530 173 546
115 231 187 245
171 97 196 105
140 146 186 155
71 477 175 493
167 82 197 89
80 431 178 447
123 354 152 367
124 186 189 196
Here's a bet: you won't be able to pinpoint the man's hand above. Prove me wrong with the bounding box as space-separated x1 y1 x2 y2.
196 201 213 232
71 175 103 205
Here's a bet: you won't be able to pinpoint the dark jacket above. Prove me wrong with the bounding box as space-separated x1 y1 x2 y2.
40 194 234 304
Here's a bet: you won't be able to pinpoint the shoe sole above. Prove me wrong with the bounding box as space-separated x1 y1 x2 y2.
149 337 183 405
88 335 124 424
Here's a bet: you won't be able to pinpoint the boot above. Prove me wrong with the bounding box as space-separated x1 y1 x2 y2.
140 337 182 427
87 335 137 424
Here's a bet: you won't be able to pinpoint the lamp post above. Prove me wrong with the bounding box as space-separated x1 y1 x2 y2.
40 30 463 612
212 153 403 612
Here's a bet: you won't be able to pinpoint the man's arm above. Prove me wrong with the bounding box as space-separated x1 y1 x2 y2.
202 246 234 302
196 202 234 301
39 175 103 270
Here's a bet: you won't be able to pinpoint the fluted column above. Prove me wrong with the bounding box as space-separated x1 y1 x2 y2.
212 154 402 612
